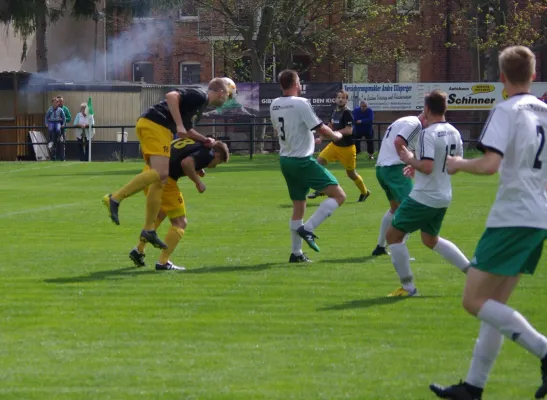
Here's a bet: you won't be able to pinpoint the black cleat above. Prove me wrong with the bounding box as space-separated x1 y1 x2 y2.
296 226 320 252
140 230 168 250
372 245 388 256
429 381 482 400
307 190 324 199
536 356 547 399
289 253 312 263
129 248 146 267
102 194 120 225
358 190 371 202
156 261 185 271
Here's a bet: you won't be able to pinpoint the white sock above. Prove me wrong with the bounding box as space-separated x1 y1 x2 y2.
290 219 303 256
303 197 339 232
389 242 415 292
433 237 470 273
478 299 547 359
377 210 393 248
465 322 504 388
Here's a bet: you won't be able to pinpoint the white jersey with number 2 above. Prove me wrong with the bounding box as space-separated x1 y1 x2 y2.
270 96 323 158
478 94 547 229
376 116 422 167
410 122 463 209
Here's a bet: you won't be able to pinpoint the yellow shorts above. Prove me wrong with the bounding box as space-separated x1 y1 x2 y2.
136 118 173 159
319 142 357 171
143 166 186 219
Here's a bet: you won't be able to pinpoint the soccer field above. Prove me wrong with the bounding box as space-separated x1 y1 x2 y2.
1 156 545 400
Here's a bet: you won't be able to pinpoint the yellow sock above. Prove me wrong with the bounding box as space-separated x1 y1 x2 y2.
112 169 161 202
158 226 185 264
353 175 368 195
136 215 164 254
143 181 164 230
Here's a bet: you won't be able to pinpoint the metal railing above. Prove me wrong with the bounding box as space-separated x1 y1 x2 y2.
0 120 487 162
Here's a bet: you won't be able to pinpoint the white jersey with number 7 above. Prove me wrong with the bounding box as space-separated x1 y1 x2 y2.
270 96 324 158
410 122 463 209
478 94 547 229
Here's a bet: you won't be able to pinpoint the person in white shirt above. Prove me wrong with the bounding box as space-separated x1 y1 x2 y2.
430 46 547 400
270 70 346 261
385 90 470 297
73 102 95 161
372 113 426 256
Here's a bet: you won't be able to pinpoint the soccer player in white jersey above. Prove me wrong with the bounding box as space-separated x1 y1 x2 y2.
430 46 547 400
270 70 347 260
385 90 470 297
372 113 426 256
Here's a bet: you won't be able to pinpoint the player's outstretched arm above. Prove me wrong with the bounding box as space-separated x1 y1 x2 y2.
316 124 343 142
165 91 187 137
446 150 501 176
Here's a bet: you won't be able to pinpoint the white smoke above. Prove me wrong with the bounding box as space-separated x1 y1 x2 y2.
27 18 173 85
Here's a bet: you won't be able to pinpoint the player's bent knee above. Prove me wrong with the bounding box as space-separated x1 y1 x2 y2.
386 226 405 245
171 215 187 229
346 169 357 179
462 295 482 316
421 233 438 249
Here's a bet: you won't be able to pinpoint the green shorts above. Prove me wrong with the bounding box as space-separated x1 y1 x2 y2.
376 165 413 204
471 227 547 276
280 156 339 201
391 196 447 236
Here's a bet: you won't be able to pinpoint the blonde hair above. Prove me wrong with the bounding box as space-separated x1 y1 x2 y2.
80 102 87 109
499 46 536 85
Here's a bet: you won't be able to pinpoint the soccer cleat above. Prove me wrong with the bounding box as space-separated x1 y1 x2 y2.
129 248 146 267
140 230 168 249
429 381 482 400
296 226 320 252
372 245 388 256
156 260 186 271
387 287 419 297
358 190 371 202
289 253 312 263
102 194 120 225
536 356 547 399
307 190 324 199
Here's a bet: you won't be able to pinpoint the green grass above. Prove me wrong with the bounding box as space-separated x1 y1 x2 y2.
0 155 545 400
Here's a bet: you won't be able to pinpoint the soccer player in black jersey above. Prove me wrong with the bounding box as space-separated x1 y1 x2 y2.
129 138 230 270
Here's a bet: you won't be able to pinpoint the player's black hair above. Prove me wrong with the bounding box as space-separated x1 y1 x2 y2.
278 70 299 90
425 90 447 116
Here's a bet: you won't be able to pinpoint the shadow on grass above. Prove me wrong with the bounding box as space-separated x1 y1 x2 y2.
44 266 155 284
318 295 441 311
45 262 286 283
319 255 375 264
277 203 320 209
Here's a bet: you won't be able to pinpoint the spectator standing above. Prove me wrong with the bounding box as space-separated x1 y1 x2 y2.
57 96 71 161
74 102 95 161
45 97 66 161
352 100 375 159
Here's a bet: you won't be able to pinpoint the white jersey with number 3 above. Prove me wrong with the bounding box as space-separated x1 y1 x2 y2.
410 122 463 208
270 96 323 158
376 116 422 167
479 94 547 229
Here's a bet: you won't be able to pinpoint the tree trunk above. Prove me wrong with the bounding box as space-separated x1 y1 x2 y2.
35 0 48 73
250 51 266 152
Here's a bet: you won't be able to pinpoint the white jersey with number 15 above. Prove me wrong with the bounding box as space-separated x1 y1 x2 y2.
270 96 324 158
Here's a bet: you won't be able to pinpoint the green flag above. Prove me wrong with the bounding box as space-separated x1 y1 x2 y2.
87 96 94 116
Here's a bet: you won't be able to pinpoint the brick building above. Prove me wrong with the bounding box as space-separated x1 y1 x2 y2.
106 0 546 85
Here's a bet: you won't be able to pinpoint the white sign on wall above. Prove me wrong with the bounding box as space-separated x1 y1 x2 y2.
344 82 547 111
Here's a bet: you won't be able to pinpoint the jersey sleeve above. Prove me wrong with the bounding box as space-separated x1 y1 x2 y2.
301 100 323 131
419 130 435 161
477 108 510 157
342 109 353 127
397 121 421 149
456 133 464 157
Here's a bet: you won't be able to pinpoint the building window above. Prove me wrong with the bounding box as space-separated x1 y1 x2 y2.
397 0 419 13
179 1 199 21
351 64 368 83
397 59 419 82
293 55 311 82
179 61 201 84
133 61 153 83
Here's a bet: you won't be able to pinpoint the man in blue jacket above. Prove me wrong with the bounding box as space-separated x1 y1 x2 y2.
352 100 374 159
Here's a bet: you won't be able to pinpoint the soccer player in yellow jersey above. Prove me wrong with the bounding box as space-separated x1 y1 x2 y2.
308 90 371 202
129 139 230 271
103 78 232 250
